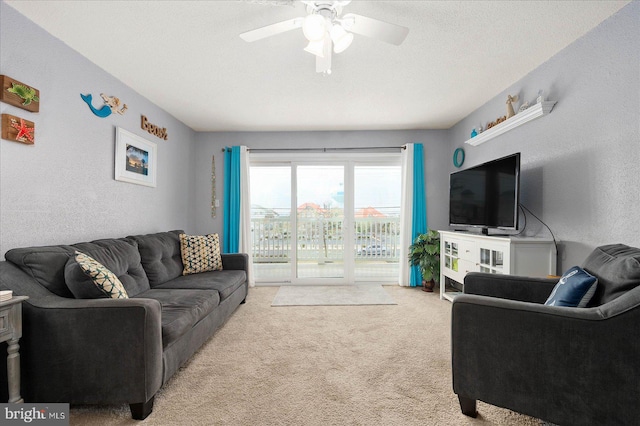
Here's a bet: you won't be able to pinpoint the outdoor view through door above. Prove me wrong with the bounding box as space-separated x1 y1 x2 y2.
250 156 401 284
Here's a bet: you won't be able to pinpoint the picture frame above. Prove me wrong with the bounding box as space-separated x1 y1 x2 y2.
114 127 157 187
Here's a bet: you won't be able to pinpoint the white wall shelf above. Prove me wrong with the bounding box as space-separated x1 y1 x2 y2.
465 101 557 147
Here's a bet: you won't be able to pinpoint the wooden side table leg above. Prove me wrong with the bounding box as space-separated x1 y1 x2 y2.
7 337 23 403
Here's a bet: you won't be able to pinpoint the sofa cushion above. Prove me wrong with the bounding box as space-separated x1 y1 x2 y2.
583 244 640 306
154 270 246 301
66 251 129 299
5 238 149 298
5 245 75 297
135 288 220 349
127 231 184 287
544 266 597 307
179 233 223 275
71 239 150 297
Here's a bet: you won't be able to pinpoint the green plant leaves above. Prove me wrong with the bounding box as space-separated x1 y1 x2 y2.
407 229 441 284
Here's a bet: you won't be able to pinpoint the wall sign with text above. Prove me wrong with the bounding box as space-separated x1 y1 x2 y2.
141 115 168 140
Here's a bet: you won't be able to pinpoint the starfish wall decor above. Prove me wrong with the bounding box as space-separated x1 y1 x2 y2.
2 113 35 145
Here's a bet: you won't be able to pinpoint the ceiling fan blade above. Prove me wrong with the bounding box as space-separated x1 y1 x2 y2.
341 13 409 46
316 36 332 73
240 17 303 42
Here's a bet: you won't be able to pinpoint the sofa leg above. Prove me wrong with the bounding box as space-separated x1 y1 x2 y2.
241 297 247 304
130 396 154 420
458 395 477 417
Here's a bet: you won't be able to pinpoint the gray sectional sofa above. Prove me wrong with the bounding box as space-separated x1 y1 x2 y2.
0 230 248 419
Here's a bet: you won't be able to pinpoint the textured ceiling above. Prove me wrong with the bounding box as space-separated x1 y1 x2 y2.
6 0 629 132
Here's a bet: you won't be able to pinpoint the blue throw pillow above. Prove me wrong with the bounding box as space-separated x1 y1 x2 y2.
545 266 598 307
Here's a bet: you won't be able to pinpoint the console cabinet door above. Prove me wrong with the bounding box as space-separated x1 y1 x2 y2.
442 238 464 283
477 242 510 275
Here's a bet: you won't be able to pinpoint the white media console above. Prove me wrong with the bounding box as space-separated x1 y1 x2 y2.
439 230 557 301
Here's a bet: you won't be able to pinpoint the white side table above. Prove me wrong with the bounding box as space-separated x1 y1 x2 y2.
0 295 28 403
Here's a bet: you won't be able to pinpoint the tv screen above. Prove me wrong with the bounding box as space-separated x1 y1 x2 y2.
449 153 520 231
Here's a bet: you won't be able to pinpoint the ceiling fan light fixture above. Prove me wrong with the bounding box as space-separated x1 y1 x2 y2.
302 14 326 41
240 1 409 74
304 39 325 57
330 24 353 53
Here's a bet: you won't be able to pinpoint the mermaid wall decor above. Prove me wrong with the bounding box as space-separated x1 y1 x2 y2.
80 93 128 118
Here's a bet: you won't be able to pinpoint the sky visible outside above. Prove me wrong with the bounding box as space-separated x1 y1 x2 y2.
250 165 401 217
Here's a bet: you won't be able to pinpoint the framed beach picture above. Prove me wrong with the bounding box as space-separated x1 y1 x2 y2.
114 127 157 187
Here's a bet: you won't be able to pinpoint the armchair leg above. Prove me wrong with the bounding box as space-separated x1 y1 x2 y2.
458 395 477 418
130 396 155 420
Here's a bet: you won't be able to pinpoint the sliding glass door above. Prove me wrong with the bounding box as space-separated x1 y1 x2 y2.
354 165 401 281
250 165 292 282
250 154 400 285
296 165 346 280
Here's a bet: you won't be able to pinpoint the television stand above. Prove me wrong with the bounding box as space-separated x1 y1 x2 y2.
456 228 510 237
438 231 557 302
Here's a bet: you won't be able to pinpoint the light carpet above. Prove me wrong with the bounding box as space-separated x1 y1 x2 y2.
70 286 542 425
271 285 396 306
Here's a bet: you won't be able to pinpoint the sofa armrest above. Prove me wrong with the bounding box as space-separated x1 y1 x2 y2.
464 272 558 303
221 253 248 272
451 294 640 425
20 296 163 405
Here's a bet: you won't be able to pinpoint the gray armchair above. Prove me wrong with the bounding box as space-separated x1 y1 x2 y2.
451 244 640 426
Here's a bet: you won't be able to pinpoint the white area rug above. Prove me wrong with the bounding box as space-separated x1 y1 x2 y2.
271 285 396 306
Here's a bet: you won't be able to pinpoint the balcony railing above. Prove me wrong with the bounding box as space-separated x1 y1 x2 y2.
251 216 400 263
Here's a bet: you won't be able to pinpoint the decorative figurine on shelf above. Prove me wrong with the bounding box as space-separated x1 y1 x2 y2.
477 123 484 133
506 94 519 119
470 128 478 138
536 89 545 104
487 115 507 129
518 101 530 113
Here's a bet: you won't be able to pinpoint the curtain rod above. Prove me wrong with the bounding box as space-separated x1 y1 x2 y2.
221 146 405 153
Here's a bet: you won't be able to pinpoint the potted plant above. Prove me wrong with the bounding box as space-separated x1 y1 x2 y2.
408 229 441 292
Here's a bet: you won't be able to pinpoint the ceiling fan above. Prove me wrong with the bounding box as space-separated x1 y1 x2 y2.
240 0 409 74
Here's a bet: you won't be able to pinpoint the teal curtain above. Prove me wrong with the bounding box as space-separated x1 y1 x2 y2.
410 143 427 286
223 146 241 253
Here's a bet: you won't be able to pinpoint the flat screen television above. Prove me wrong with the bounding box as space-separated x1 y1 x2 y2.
449 153 520 233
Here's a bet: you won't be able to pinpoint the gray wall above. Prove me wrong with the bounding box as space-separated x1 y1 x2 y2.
448 2 640 270
193 130 450 239
2 2 638 273
0 2 196 256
